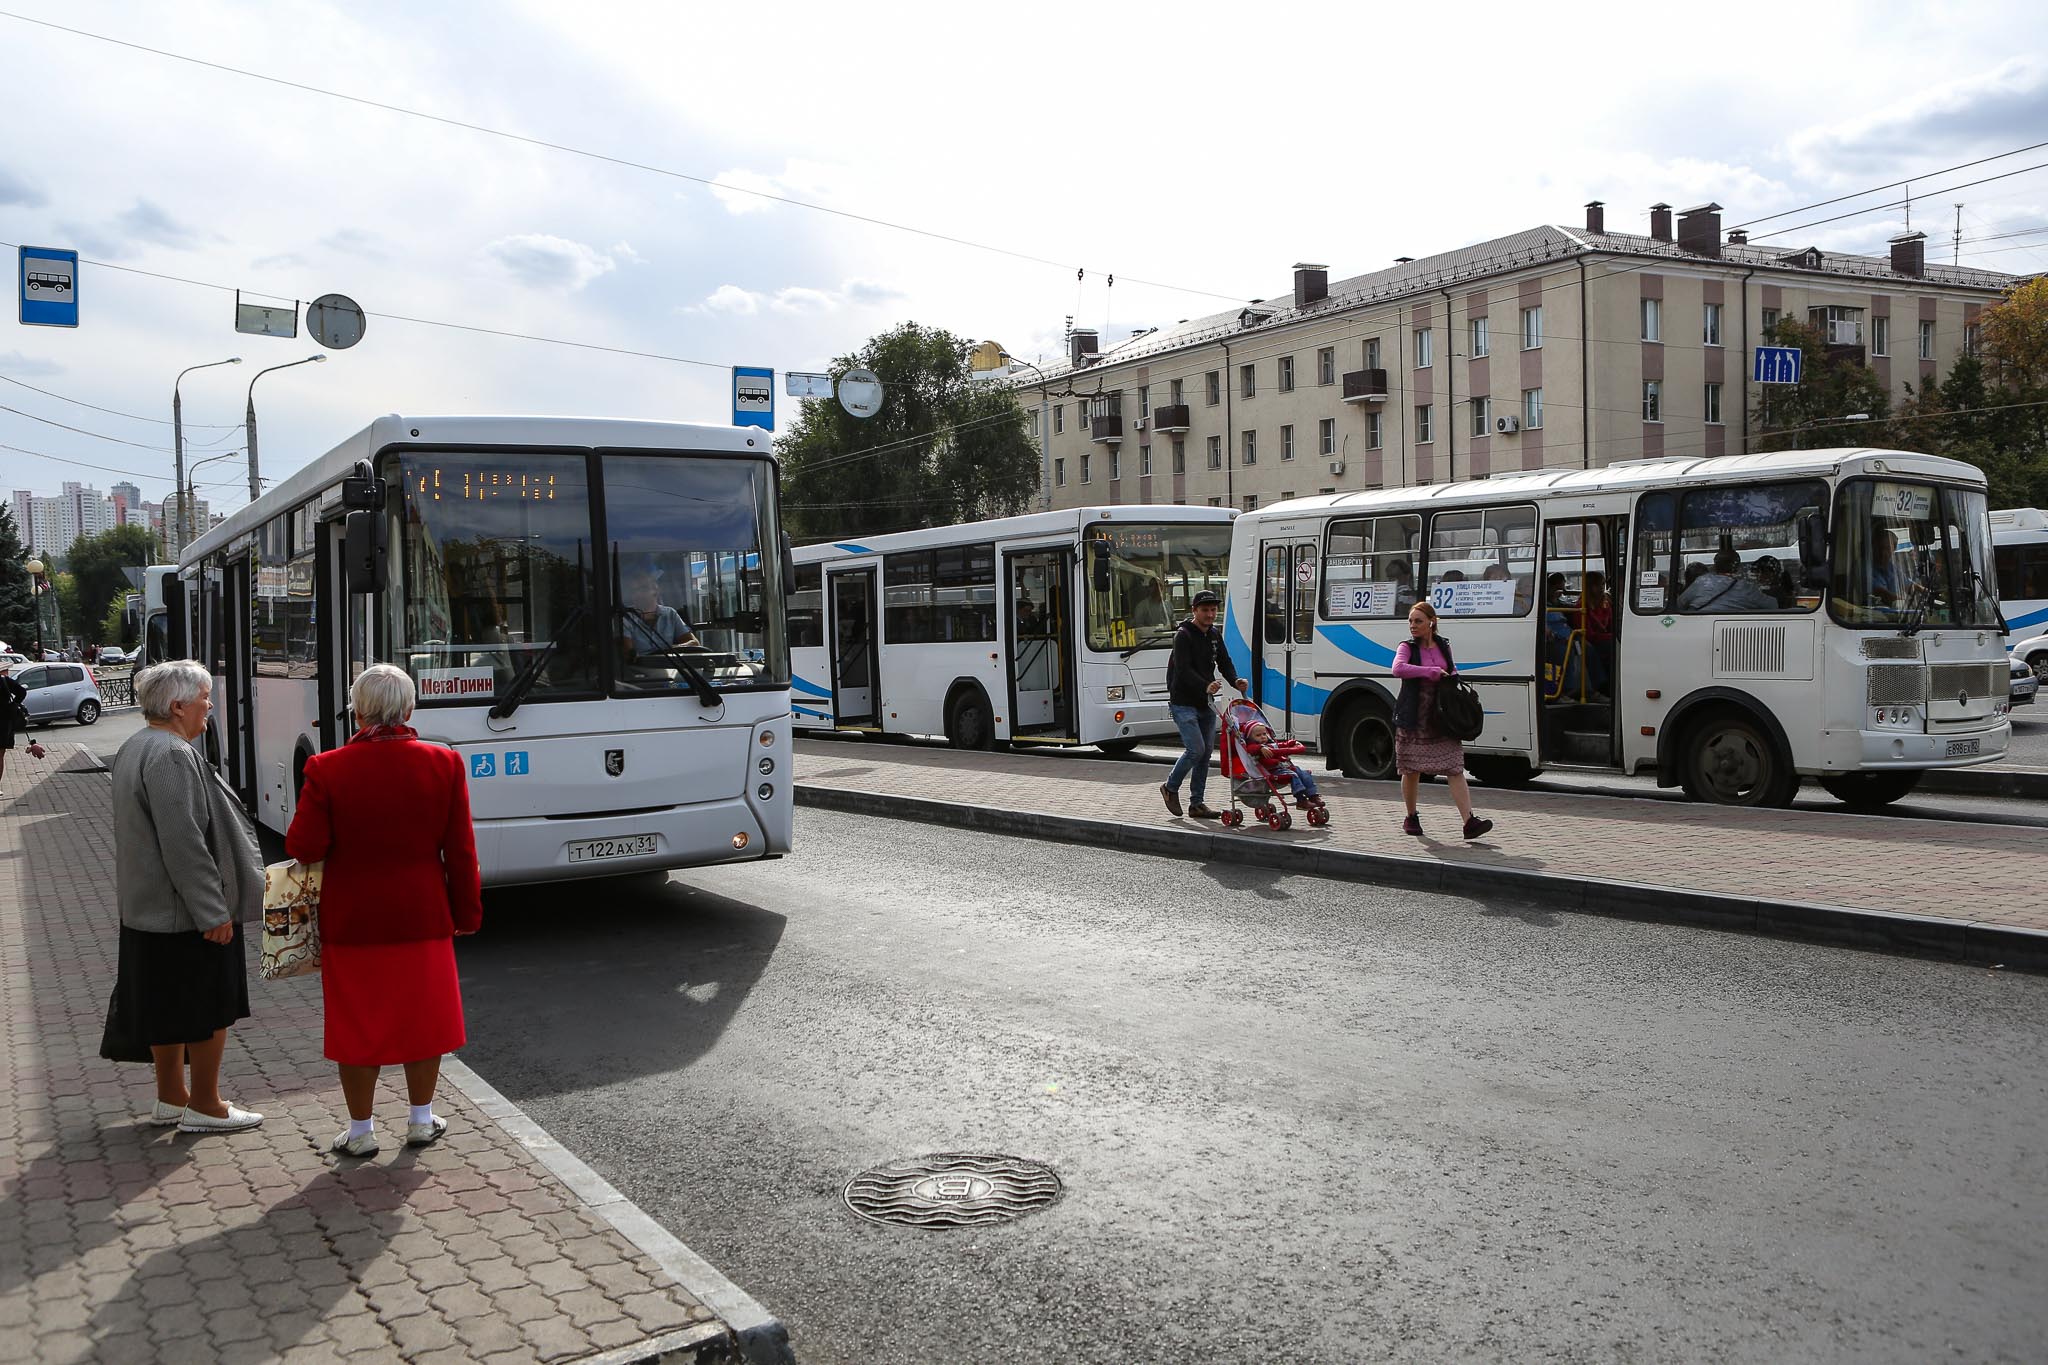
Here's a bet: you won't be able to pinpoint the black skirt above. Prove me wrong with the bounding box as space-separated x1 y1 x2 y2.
99 923 252 1062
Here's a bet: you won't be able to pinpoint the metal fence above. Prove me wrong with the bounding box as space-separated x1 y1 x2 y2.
98 673 136 709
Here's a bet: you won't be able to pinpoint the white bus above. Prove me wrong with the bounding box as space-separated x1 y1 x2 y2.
790 506 1235 751
176 415 793 885
1227 448 2012 809
138 564 178 670
1990 507 2048 677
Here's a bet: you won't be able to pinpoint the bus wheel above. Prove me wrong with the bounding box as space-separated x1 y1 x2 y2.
1817 770 1923 810
1465 755 1537 789
1097 738 1140 755
1684 710 1794 807
1333 700 1397 781
946 689 994 751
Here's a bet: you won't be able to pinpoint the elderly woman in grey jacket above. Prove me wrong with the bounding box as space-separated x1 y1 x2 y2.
103 659 266 1134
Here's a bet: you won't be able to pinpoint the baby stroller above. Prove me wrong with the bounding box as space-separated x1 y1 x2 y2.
1216 698 1330 831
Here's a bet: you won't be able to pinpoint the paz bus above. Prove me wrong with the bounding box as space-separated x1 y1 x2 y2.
1227 448 2012 808
175 415 793 884
790 505 1234 750
1990 507 2048 677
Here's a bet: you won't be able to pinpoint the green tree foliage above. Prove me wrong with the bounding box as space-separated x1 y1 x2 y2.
1887 279 2048 510
64 524 158 645
0 505 37 649
777 322 1039 539
1750 318 1892 452
100 594 130 649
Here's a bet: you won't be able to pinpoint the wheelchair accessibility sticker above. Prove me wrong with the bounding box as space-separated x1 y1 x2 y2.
470 751 530 779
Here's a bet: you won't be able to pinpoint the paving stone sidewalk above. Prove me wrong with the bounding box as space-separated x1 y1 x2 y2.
794 737 2048 936
0 745 729 1364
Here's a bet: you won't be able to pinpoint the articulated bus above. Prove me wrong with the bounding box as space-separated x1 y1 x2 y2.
1991 507 2048 677
176 415 793 885
791 506 1234 750
1228 448 2012 809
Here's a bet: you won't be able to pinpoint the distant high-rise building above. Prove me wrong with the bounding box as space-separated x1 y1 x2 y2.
110 481 143 526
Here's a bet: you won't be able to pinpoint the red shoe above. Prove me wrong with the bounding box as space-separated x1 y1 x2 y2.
1401 813 1423 837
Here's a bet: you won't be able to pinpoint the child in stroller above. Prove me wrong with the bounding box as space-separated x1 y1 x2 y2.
1217 699 1330 830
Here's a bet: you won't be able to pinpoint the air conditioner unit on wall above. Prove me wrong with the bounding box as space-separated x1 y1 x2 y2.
1494 415 1521 434
1133 418 1145 431
1327 459 1346 475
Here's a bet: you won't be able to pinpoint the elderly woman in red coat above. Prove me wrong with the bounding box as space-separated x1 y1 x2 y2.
287 663 482 1158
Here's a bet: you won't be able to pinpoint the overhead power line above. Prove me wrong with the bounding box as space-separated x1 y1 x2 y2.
0 372 241 427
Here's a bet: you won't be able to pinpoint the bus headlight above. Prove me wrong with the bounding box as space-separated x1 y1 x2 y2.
1106 685 1126 701
1870 705 1921 731
759 730 775 746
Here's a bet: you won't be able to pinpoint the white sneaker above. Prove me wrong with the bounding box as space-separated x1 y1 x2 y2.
405 1116 448 1148
331 1129 380 1158
178 1103 263 1134
149 1100 185 1127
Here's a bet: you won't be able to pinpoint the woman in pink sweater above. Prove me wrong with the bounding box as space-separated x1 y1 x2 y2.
1390 602 1494 840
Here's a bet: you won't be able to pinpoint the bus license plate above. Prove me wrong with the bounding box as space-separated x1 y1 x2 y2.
566 835 657 864
1945 738 1980 758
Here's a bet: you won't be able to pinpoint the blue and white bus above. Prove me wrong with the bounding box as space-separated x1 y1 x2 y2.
1991 507 2048 678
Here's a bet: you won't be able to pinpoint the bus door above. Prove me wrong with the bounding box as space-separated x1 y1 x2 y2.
1256 539 1318 732
828 568 879 729
1537 515 1625 767
1007 549 1074 739
314 518 374 753
223 556 257 806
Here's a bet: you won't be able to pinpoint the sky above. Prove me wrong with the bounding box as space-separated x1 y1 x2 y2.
1 0 2045 525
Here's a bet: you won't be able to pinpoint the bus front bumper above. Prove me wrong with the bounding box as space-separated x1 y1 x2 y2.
473 794 789 888
1820 720 2012 770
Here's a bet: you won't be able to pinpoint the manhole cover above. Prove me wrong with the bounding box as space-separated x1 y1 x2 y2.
844 1152 1062 1228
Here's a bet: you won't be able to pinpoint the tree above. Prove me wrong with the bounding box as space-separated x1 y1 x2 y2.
777 322 1039 539
0 505 36 650
1980 276 2048 390
99 594 130 649
1750 318 1893 452
64 524 159 645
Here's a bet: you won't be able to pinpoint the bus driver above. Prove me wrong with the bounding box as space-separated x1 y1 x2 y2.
619 570 700 660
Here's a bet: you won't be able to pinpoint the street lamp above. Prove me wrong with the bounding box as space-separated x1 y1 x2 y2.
171 356 242 555
245 354 327 502
184 449 249 544
22 557 49 659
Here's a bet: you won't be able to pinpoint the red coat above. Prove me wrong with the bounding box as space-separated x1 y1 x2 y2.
286 736 482 945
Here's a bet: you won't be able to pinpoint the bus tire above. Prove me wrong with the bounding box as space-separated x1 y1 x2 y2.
1465 754 1537 789
945 686 994 751
1816 770 1923 810
1683 708 1796 808
1330 698 1397 781
1097 738 1140 755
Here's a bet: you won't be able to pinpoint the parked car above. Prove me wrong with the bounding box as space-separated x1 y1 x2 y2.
0 651 28 670
10 662 104 726
95 646 130 666
2013 634 2048 684
2012 655 2039 708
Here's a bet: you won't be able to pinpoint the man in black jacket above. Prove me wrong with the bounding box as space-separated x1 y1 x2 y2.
1161 590 1246 818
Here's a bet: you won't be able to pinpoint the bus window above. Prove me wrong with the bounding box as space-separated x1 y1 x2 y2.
790 564 824 650
1423 504 1536 617
1673 480 1827 614
1324 514 1421 619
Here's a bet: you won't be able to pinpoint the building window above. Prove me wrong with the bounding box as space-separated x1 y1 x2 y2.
1365 337 1382 369
1207 435 1222 470
1055 458 1066 487
1243 494 1259 512
1641 297 1662 342
1414 328 1433 369
1520 306 1542 349
1171 377 1185 406
1703 302 1723 347
1762 307 1781 341
1282 491 1295 502
1319 418 1336 455
1872 317 1889 357
1053 406 1064 435
1318 347 1335 385
1242 430 1257 465
1469 316 1489 358
1140 446 1152 477
1704 381 1723 425
1027 410 1038 438
1281 424 1295 460
1807 305 1865 346
1081 453 1092 483
1207 497 1223 508
1966 322 1984 357
1206 371 1221 405
1278 356 1295 392
1172 439 1186 473
1522 387 1543 429
1108 450 1120 481
1138 384 1150 418
1241 364 1257 399
1642 380 1662 423
1470 396 1492 438
1416 404 1433 443
1919 319 1935 360
1368 412 1383 449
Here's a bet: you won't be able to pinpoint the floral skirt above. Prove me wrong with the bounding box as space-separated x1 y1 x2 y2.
1396 727 1465 777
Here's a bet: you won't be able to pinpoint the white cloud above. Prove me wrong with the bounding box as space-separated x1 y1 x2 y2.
1785 57 2048 178
842 278 904 306
708 159 842 216
609 240 645 265
769 286 836 314
696 284 763 314
483 234 618 290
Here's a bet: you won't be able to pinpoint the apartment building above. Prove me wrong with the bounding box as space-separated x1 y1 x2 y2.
1022 200 2016 512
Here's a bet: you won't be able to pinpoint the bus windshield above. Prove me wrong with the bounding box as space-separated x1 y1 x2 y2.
1083 520 1233 651
1830 479 2002 629
392 450 787 704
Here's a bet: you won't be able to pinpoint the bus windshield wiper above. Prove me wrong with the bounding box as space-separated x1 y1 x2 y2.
1120 628 1177 659
488 603 587 720
615 605 721 707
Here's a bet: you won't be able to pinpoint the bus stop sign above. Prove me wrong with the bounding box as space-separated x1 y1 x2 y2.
18 246 78 327
733 366 774 430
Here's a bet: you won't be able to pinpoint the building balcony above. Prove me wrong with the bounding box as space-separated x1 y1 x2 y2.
1341 369 1388 403
1150 403 1190 434
1091 414 1123 444
1825 343 1868 367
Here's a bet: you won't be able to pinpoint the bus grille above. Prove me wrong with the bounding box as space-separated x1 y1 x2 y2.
1929 662 1998 702
1717 624 1787 674
1861 637 1921 660
1866 664 1927 705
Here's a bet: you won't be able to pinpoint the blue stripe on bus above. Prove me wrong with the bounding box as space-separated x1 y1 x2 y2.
1225 608 1334 718
1316 623 1509 672
792 673 831 698
832 542 873 554
794 705 834 721
2005 604 2048 633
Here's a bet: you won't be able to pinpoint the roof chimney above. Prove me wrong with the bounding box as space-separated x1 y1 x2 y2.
1394 256 1415 265
1890 230 1927 279
1068 328 1099 366
1648 203 1673 242
1676 203 1723 258
1293 262 1329 309
1726 228 1749 245
1584 200 1605 234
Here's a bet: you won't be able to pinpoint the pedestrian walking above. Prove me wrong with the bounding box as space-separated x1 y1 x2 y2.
104 660 265 1134
1391 603 1494 841
1160 589 1246 820
287 664 481 1158
1 669 47 791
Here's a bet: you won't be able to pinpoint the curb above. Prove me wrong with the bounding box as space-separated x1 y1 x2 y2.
442 1058 796 1365
1917 765 2048 800
796 785 2048 976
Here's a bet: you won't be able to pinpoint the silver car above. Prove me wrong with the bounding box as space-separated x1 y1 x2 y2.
2012 655 2039 708
8 662 104 726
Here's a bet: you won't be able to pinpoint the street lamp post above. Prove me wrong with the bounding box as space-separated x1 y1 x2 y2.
183 449 249 544
245 355 327 502
172 357 242 556
22 557 52 659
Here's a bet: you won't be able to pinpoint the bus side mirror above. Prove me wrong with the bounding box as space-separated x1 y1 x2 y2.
1089 544 1111 594
781 531 796 596
1798 515 1828 572
344 511 388 593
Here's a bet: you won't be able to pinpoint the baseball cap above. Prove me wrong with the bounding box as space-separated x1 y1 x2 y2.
1191 590 1222 608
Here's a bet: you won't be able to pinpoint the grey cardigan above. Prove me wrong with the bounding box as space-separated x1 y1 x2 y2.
111 727 264 933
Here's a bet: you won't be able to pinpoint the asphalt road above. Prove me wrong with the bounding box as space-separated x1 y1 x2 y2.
456 810 2048 1365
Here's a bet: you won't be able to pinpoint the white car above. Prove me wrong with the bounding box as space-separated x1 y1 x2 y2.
0 651 27 670
2013 633 2048 684
2012 655 2039 708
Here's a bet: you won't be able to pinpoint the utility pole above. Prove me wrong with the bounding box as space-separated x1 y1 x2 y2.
1954 204 1963 265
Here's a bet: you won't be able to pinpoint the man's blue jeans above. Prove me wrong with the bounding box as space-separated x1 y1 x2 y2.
1165 703 1218 804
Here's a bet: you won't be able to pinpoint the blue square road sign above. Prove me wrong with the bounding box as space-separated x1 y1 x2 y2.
19 247 78 327
1752 345 1802 385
